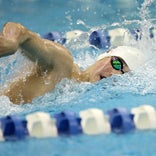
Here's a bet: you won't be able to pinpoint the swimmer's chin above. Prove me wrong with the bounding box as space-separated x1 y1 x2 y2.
90 75 107 82
100 75 107 80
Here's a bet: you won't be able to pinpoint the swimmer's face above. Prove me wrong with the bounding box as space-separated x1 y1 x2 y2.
87 56 130 82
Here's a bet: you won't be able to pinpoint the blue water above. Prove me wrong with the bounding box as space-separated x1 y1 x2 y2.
0 0 156 156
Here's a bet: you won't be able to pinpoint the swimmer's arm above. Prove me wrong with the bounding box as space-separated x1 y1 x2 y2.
0 22 32 57
21 30 73 71
0 22 73 72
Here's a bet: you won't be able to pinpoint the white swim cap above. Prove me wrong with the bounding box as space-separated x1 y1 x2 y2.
97 46 145 71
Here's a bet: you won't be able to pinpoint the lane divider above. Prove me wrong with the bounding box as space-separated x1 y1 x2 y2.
0 104 155 141
42 27 154 49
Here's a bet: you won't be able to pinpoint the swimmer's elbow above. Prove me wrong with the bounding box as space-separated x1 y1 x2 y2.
0 40 18 57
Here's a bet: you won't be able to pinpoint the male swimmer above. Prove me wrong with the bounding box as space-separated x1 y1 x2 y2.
0 22 145 104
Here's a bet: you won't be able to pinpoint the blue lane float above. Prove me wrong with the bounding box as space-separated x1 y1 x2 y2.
54 111 82 135
0 105 156 141
0 115 28 141
89 29 111 49
42 32 66 44
129 29 142 40
107 108 135 133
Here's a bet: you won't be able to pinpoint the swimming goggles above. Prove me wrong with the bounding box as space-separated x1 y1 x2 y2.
111 56 124 74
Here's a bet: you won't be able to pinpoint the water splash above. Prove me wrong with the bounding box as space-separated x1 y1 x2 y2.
0 0 155 116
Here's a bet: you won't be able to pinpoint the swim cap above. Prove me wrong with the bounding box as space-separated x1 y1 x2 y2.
97 46 145 71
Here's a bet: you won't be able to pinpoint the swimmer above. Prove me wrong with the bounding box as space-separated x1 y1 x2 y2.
0 22 145 104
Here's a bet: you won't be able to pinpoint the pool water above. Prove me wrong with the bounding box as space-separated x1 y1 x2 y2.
0 0 156 156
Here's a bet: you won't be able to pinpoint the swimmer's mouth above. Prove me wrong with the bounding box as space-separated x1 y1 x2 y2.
100 75 106 80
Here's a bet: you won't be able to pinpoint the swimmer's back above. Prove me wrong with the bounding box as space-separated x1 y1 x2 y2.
3 65 70 104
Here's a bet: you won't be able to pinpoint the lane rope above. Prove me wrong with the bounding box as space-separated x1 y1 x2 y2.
0 104 155 141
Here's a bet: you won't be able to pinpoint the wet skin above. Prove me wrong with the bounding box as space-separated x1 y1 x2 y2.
0 22 129 104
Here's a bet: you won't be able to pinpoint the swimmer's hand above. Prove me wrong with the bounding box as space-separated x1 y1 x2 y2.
0 36 18 57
